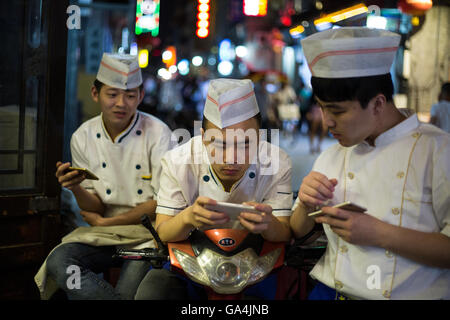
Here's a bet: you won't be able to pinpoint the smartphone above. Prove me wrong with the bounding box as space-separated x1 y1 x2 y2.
68 167 99 180
308 201 367 217
204 201 261 220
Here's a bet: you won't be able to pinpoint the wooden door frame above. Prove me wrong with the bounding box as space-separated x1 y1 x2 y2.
0 0 68 299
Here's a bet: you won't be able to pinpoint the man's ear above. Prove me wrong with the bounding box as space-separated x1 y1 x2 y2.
372 94 387 116
139 88 146 104
91 85 99 103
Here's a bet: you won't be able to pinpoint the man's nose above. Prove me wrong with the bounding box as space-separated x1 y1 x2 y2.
223 145 236 164
115 93 126 107
322 109 335 128
223 144 246 164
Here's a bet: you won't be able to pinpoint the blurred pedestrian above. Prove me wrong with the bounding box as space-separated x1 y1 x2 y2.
430 82 450 133
274 80 300 138
306 100 328 153
297 82 313 134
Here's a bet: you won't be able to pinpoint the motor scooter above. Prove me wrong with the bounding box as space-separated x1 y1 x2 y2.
114 214 285 299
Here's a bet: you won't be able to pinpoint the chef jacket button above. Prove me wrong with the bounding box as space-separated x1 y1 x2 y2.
348 172 354 179
396 171 405 179
412 132 419 138
391 207 400 215
385 250 393 258
335 280 343 290
249 172 255 179
382 290 391 299
137 189 143 195
339 245 348 253
136 130 142 136
96 133 101 139
136 164 141 170
102 162 106 168
203 175 210 182
106 189 111 195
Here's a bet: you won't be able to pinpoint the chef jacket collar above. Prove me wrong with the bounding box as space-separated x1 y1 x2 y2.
100 111 140 144
207 164 255 193
358 110 419 149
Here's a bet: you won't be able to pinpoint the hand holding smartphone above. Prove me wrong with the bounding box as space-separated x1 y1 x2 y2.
204 201 261 221
68 167 99 180
308 201 366 217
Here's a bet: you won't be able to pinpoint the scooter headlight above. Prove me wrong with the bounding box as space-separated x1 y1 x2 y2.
216 261 239 284
172 247 281 294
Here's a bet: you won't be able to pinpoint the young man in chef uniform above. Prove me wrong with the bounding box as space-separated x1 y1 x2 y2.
46 53 174 299
290 27 450 300
135 78 293 299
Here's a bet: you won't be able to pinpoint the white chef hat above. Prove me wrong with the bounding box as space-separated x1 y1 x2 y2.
301 27 401 78
96 53 143 90
203 78 260 129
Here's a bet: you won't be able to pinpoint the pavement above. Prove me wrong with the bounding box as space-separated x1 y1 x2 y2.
277 131 337 193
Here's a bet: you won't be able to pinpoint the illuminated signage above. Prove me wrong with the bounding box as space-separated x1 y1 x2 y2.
162 46 176 67
314 3 368 28
243 0 267 17
196 0 210 38
136 0 160 36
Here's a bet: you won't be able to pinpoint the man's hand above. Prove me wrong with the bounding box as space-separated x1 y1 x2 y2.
298 171 338 209
55 161 85 190
80 210 106 227
315 206 385 246
290 171 336 240
238 202 274 234
184 197 230 229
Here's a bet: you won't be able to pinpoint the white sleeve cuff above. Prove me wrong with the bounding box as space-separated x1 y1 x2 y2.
271 208 293 217
156 204 187 216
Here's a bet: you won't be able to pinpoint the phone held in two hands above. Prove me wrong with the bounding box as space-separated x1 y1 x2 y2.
308 201 367 217
204 201 261 220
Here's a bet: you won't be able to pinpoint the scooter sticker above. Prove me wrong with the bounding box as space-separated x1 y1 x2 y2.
218 237 236 247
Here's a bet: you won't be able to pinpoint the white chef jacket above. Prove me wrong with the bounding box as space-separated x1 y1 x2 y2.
293 112 450 300
156 135 293 229
71 110 175 218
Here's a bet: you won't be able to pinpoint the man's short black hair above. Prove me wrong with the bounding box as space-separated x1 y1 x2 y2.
202 113 262 130
93 79 144 93
311 73 394 109
440 82 450 100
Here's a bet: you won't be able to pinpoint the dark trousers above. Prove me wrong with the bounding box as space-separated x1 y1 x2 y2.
46 242 151 300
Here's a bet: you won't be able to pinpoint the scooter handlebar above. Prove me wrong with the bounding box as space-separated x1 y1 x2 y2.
113 248 168 262
141 214 167 253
